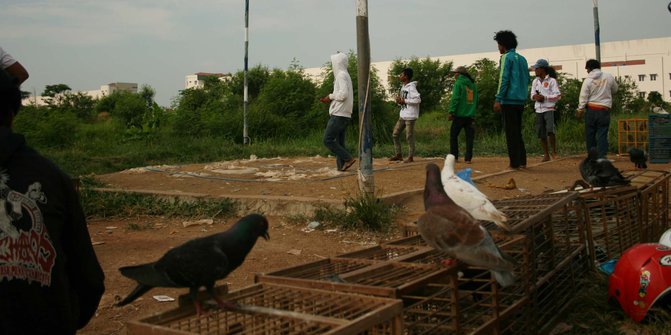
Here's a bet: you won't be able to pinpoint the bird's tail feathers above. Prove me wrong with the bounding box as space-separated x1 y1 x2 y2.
492 270 516 287
117 284 152 306
120 263 178 287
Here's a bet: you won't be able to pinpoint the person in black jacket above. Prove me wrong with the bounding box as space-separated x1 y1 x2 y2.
0 69 105 334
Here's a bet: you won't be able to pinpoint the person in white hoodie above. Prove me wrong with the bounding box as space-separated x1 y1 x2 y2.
319 52 356 172
530 59 561 162
577 59 619 159
389 68 421 163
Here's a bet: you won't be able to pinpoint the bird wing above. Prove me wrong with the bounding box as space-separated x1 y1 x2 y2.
119 262 181 288
443 175 508 227
155 238 231 287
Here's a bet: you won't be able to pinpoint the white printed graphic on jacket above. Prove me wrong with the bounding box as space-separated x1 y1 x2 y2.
399 81 421 120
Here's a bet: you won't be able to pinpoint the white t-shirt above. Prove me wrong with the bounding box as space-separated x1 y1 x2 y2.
0 47 17 70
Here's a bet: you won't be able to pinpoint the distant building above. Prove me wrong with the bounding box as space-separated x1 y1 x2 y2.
304 36 671 102
184 72 232 89
22 82 138 107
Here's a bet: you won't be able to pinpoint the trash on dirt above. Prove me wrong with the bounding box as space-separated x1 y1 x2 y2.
182 219 214 228
92 241 105 246
487 178 517 190
152 295 175 302
105 226 118 230
287 249 302 256
325 229 338 233
307 221 320 229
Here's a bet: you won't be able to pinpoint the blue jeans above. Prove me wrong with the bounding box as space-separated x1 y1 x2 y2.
323 115 353 170
585 108 610 158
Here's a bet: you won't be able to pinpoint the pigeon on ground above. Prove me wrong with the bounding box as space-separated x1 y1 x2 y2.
628 147 647 169
418 163 517 287
579 148 629 188
117 213 270 315
441 154 511 231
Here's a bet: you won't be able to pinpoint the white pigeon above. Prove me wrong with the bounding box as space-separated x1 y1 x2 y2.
441 154 511 231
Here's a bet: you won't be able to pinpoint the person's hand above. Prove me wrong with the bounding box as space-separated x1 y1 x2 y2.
493 101 501 113
576 109 584 118
319 96 331 104
395 96 404 105
532 94 545 102
448 114 454 121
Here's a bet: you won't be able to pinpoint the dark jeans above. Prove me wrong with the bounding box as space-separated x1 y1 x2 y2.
585 108 610 158
502 104 527 168
323 115 353 170
450 116 474 162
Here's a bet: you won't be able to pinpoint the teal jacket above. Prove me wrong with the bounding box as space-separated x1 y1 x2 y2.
449 75 478 118
495 49 530 105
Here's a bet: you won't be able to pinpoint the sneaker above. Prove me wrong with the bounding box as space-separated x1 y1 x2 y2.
388 154 402 162
403 157 414 163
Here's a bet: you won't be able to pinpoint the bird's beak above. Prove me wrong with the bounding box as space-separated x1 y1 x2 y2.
263 231 270 240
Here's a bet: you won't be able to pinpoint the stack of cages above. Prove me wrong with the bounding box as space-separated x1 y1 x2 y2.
648 113 671 164
395 192 588 334
617 118 648 155
126 283 403 335
623 170 670 243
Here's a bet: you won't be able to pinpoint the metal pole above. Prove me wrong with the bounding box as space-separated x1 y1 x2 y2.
356 0 374 196
593 0 601 62
243 0 250 144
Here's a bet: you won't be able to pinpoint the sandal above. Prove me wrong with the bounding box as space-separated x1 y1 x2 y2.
341 159 357 171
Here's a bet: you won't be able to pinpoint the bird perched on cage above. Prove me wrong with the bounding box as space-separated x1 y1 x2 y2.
441 154 511 231
628 147 648 169
579 147 629 188
117 213 270 315
417 163 517 287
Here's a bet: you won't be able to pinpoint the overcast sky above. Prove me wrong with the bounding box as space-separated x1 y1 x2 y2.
3 0 670 106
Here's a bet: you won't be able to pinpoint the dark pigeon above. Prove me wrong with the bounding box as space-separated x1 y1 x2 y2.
628 147 647 169
417 163 516 287
117 213 270 315
579 147 630 187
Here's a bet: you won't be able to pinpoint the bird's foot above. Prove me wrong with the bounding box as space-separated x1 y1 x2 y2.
440 258 457 267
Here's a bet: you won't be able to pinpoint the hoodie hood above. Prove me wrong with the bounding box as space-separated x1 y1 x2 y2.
588 69 603 80
331 52 348 77
0 127 25 167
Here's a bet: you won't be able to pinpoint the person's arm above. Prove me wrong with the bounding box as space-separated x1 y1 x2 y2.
329 73 349 101
404 85 421 105
610 76 619 95
5 61 29 84
546 78 561 103
449 80 462 115
495 54 510 103
577 79 590 111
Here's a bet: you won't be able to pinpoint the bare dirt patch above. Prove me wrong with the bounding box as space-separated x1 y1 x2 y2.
82 155 670 334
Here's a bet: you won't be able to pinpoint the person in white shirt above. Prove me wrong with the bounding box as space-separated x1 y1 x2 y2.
576 59 619 159
530 59 561 162
319 52 356 172
388 68 421 163
0 46 29 85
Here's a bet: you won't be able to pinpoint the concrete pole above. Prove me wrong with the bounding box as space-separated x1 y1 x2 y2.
243 0 250 144
593 0 601 62
356 0 374 196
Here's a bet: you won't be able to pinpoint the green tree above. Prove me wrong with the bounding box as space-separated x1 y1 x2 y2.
468 58 501 134
387 57 453 113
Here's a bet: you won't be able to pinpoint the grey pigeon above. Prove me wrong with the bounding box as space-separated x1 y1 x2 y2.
579 147 629 187
628 147 647 169
117 213 270 314
417 163 516 287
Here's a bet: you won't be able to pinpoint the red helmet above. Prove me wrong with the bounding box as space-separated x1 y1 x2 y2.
608 243 671 322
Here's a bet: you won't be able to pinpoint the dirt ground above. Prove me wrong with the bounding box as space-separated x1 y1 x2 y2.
82 154 671 334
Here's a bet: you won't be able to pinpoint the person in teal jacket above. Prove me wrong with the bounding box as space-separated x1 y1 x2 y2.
448 66 478 163
493 30 530 170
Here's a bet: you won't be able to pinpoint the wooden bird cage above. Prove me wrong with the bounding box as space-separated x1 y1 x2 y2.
617 118 648 155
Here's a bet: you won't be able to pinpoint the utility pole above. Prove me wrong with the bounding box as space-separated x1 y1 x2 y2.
243 0 250 144
356 0 374 196
593 0 601 62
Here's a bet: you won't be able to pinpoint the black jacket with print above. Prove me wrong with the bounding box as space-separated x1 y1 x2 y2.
0 127 105 334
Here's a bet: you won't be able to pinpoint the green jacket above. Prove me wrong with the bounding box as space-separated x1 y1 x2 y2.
495 48 530 105
449 75 478 118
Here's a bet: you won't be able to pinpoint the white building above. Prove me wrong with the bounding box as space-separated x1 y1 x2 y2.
305 37 671 102
184 72 231 89
22 82 138 107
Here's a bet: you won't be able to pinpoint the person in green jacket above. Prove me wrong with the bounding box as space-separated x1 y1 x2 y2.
493 30 530 170
448 66 478 163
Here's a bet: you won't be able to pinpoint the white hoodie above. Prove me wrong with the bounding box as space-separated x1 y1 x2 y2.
578 69 619 110
328 52 353 118
399 81 421 120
